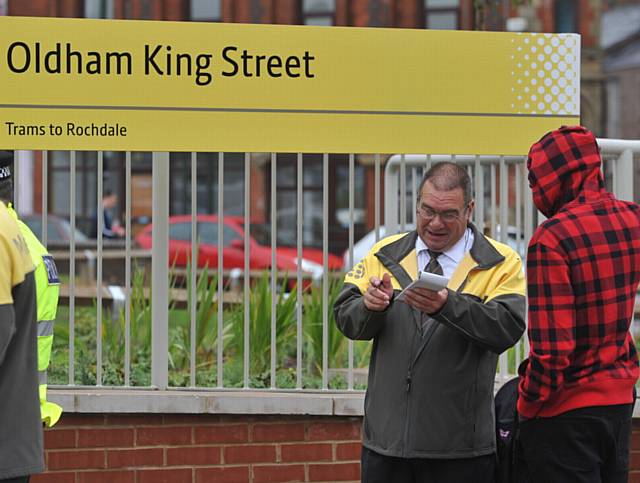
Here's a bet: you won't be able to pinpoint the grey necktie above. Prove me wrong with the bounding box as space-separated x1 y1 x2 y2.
424 249 443 276
421 249 443 334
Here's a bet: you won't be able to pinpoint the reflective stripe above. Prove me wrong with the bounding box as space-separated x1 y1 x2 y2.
38 335 53 371
38 319 54 337
39 370 47 385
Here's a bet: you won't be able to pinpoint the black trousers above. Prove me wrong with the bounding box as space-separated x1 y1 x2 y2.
518 404 633 483
0 477 30 483
361 446 496 483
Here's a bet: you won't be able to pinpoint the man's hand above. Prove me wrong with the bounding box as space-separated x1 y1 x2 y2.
403 287 448 315
363 273 393 311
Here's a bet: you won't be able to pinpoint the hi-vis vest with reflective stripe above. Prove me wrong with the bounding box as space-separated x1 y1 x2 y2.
9 207 62 427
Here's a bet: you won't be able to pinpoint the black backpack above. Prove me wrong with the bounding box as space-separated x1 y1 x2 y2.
495 377 530 483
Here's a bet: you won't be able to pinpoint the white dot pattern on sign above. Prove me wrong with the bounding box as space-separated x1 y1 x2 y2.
510 33 579 115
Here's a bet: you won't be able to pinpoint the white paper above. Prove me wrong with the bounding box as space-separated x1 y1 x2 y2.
396 271 449 302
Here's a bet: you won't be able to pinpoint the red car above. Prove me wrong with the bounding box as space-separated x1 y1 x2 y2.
135 215 343 276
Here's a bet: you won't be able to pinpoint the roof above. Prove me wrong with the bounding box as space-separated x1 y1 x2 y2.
601 5 640 50
603 34 640 72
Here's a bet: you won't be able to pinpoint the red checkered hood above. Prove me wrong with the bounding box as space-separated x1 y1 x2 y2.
527 126 605 217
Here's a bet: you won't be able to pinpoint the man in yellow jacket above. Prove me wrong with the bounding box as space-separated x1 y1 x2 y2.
0 151 62 427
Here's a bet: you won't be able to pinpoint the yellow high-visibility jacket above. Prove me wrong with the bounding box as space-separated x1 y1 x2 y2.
9 206 62 427
0 200 43 478
334 224 526 458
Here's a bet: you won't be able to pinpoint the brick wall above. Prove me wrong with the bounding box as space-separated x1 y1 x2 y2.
31 414 362 483
629 420 640 483
25 413 640 482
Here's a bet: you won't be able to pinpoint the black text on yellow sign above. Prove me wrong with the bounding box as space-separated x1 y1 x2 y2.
6 42 317 86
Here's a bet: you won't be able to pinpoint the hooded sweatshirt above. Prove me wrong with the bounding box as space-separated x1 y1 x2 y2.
518 125 640 418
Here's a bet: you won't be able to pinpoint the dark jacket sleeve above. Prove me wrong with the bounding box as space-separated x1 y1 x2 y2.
334 282 390 340
434 291 525 354
432 250 526 354
0 305 16 366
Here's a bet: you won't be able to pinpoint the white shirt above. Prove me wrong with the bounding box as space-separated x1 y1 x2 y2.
416 228 474 278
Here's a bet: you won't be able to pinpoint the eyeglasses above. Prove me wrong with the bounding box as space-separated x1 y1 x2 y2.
417 204 467 222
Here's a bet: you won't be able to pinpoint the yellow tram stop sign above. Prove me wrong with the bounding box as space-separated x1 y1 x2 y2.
0 16 580 154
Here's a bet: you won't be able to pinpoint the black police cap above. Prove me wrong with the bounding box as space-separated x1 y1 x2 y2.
0 150 13 181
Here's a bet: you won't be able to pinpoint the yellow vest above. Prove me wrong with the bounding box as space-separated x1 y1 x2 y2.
9 206 62 427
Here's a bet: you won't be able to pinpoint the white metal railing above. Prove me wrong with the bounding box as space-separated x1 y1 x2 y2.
9 139 640 401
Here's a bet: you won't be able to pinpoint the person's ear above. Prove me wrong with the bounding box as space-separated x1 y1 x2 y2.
466 200 475 222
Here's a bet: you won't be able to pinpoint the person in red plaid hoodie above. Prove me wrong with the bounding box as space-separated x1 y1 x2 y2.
518 125 640 483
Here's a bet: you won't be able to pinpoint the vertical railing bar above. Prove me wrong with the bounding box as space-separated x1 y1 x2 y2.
12 150 18 212
411 166 417 227
124 152 131 386
612 157 618 196
426 154 432 172
348 154 355 391
270 152 277 389
499 157 508 244
524 156 533 357
348 155 355 268
243 152 250 389
515 163 523 261
68 151 76 385
499 156 508 381
96 152 103 386
515 162 522 372
466 162 473 219
524 156 534 247
217 152 224 388
490 164 497 239
151 152 169 390
42 151 48 248
374 154 380 241
322 152 329 390
190 152 197 388
475 156 484 232
296 153 303 390
400 154 406 230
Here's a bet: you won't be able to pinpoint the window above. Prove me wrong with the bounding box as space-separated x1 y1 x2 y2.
267 154 325 248
302 0 335 26
85 0 114 18
48 151 149 237
555 0 577 33
335 164 366 228
169 222 193 241
424 0 459 30
169 153 245 217
198 222 242 247
190 0 221 22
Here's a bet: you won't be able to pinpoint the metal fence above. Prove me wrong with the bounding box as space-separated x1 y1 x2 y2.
10 138 640 395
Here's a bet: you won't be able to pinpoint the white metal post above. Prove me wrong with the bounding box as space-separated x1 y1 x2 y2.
151 152 169 389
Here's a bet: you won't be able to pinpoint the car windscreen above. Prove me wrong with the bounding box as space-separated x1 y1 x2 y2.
249 223 296 247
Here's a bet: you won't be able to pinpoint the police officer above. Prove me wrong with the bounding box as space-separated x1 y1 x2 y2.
0 151 62 428
0 163 43 481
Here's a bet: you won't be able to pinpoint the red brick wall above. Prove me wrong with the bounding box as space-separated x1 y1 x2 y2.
24 412 640 482
629 420 640 483
31 414 362 483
